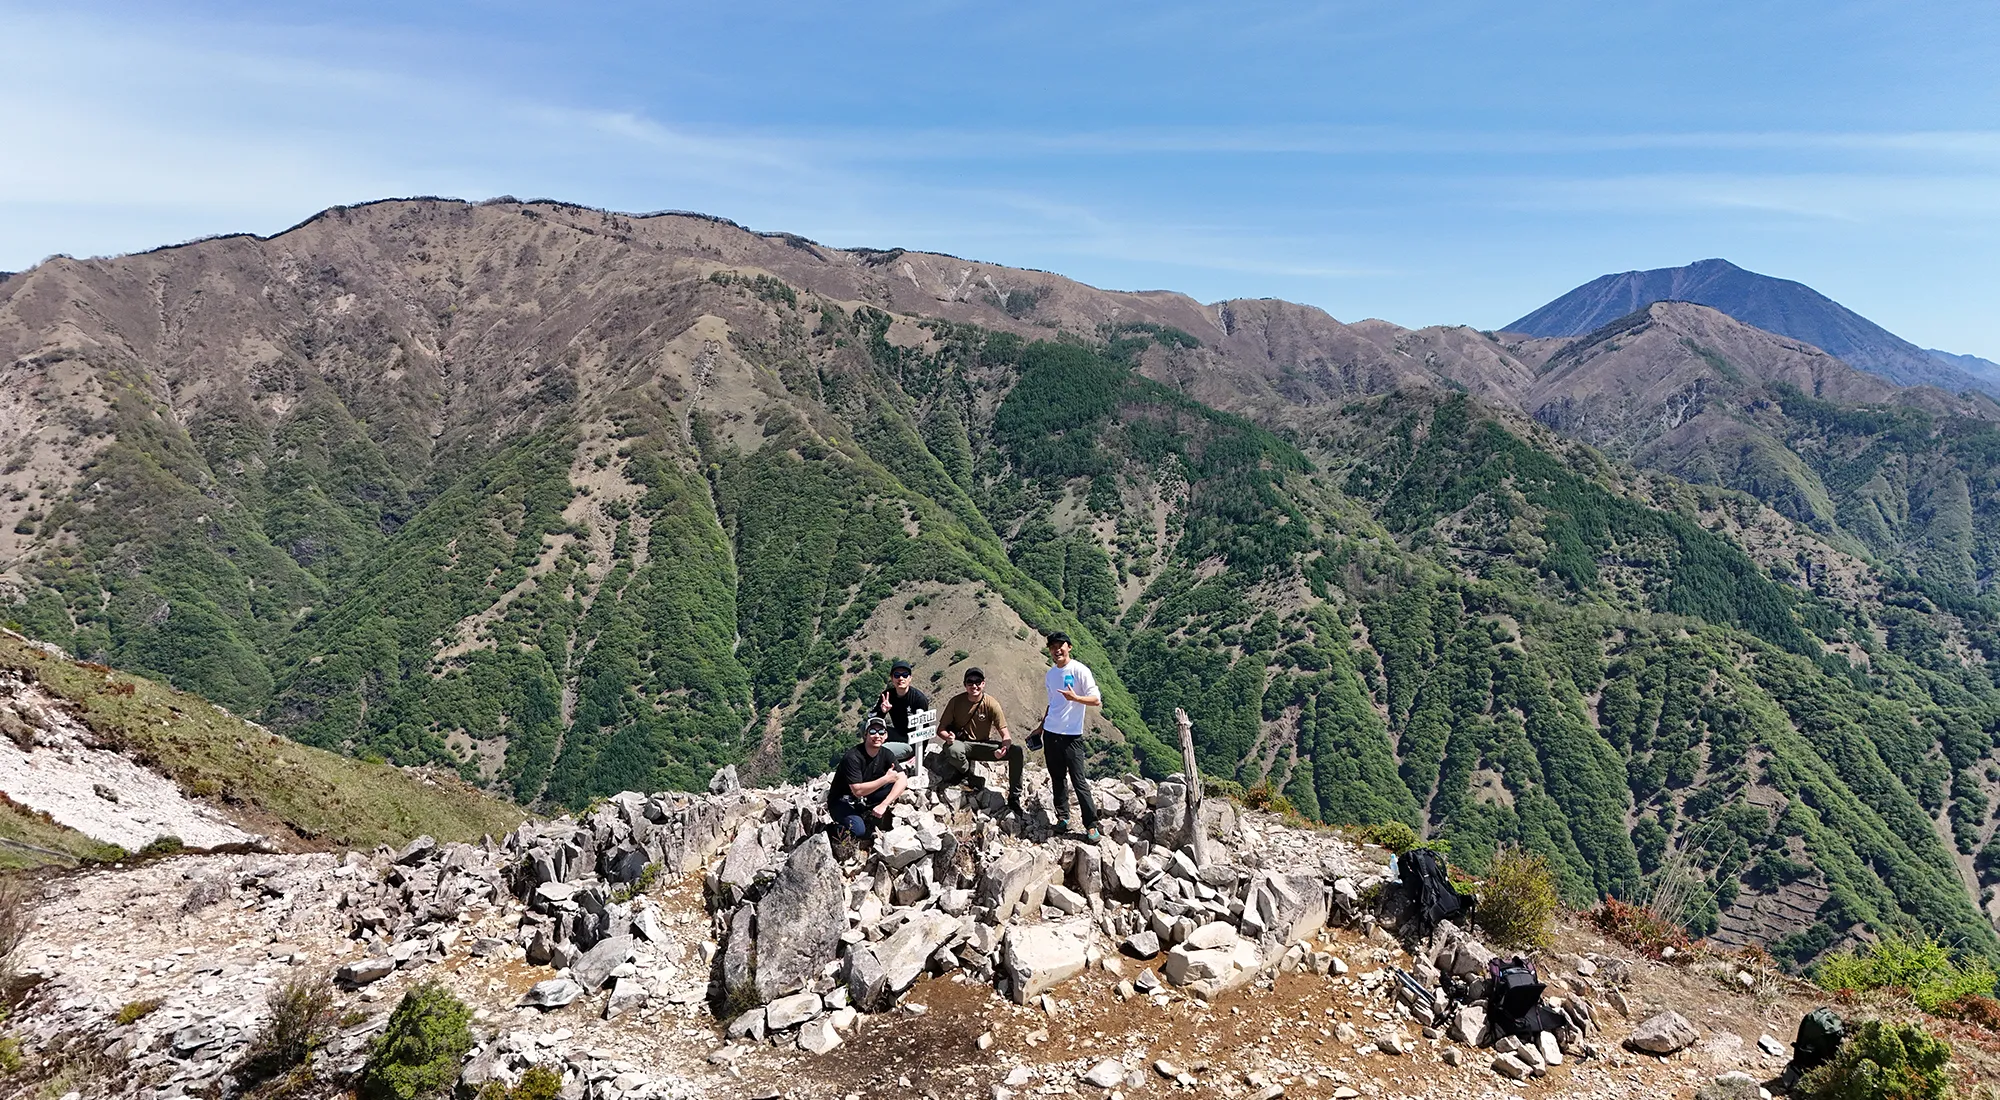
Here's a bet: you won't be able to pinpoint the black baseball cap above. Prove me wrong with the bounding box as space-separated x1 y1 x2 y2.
1046 631 1071 647
963 667 985 683
890 659 913 674
864 715 888 736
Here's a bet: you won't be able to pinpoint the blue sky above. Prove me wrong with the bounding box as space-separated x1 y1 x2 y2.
5 1 1998 357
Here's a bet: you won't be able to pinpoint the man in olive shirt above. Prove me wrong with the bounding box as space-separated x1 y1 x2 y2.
930 667 1023 815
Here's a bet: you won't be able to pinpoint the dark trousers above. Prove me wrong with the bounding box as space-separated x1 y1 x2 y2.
1043 733 1098 827
832 787 891 839
934 739 1025 802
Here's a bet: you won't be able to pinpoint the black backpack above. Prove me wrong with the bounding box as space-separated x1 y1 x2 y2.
1399 848 1475 937
1782 1007 1844 1085
1487 956 1549 1038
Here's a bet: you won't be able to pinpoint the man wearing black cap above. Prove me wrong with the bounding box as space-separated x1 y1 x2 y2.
931 667 1023 814
1038 632 1102 840
875 659 931 764
829 715 908 841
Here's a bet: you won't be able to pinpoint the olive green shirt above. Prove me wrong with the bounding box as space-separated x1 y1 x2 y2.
938 692 1008 742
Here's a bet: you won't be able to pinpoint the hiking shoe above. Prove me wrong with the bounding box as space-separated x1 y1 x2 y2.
1086 826 1101 843
1007 798 1023 817
1054 819 1072 835
966 775 987 792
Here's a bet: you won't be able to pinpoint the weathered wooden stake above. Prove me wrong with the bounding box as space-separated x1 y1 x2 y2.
1174 706 1209 868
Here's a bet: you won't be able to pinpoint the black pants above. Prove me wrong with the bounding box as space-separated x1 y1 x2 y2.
1043 733 1098 827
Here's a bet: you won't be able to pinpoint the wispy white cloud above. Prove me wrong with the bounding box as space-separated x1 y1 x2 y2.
1509 173 2000 222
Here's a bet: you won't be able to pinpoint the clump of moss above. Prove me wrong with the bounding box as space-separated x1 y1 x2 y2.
113 999 162 1025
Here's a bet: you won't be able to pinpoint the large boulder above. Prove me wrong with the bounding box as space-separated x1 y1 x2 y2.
519 978 584 1009
877 910 963 995
718 904 757 1014
845 947 892 1012
572 934 634 992
764 991 823 1031
753 834 845 1002
1160 935 1261 999
1449 1003 1490 1047
979 850 1039 922
1249 873 1328 948
1002 922 1090 1004
717 824 774 896
1626 1011 1699 1055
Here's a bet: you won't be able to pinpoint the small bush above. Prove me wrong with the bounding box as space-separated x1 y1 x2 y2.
1355 820 1450 856
474 1064 563 1100
1815 934 2000 1014
237 974 337 1084
114 999 162 1025
1796 1018 1954 1100
0 1036 21 1074
609 863 661 903
1475 845 1559 951
1591 897 1694 958
355 980 472 1100
1242 781 1295 816
138 835 184 858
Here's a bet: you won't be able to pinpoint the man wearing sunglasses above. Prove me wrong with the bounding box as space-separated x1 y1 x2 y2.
829 716 909 840
930 667 1023 816
874 659 930 764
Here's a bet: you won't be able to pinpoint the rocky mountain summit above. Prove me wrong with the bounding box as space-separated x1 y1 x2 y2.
7 761 1843 1100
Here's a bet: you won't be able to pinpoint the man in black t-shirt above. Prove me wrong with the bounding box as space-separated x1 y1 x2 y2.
875 659 930 763
830 716 908 839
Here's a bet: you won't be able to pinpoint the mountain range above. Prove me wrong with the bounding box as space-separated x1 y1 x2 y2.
2 198 1998 967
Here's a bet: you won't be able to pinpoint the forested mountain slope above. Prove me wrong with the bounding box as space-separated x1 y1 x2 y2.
2 199 1999 966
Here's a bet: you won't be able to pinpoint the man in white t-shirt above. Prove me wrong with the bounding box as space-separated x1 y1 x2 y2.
1037 631 1102 840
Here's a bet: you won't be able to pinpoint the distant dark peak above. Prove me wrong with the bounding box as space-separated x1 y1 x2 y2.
1508 259 1997 397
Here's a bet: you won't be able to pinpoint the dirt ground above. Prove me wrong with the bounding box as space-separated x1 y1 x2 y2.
712 909 2000 1100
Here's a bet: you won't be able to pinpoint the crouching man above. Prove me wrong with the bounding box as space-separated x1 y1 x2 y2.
830 716 908 841
929 667 1024 816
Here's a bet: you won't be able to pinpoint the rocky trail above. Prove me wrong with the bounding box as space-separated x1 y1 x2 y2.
0 762 1868 1100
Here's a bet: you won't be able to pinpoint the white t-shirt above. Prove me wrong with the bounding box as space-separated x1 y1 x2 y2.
1042 659 1098 736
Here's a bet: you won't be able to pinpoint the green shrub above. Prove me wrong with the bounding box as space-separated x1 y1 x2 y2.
1357 820 1420 854
1815 934 2000 1014
1797 1018 1954 1100
474 1064 563 1100
1242 780 1295 817
0 1035 21 1074
1475 845 1560 951
138 835 184 858
609 863 661 903
237 974 337 1084
355 980 472 1100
